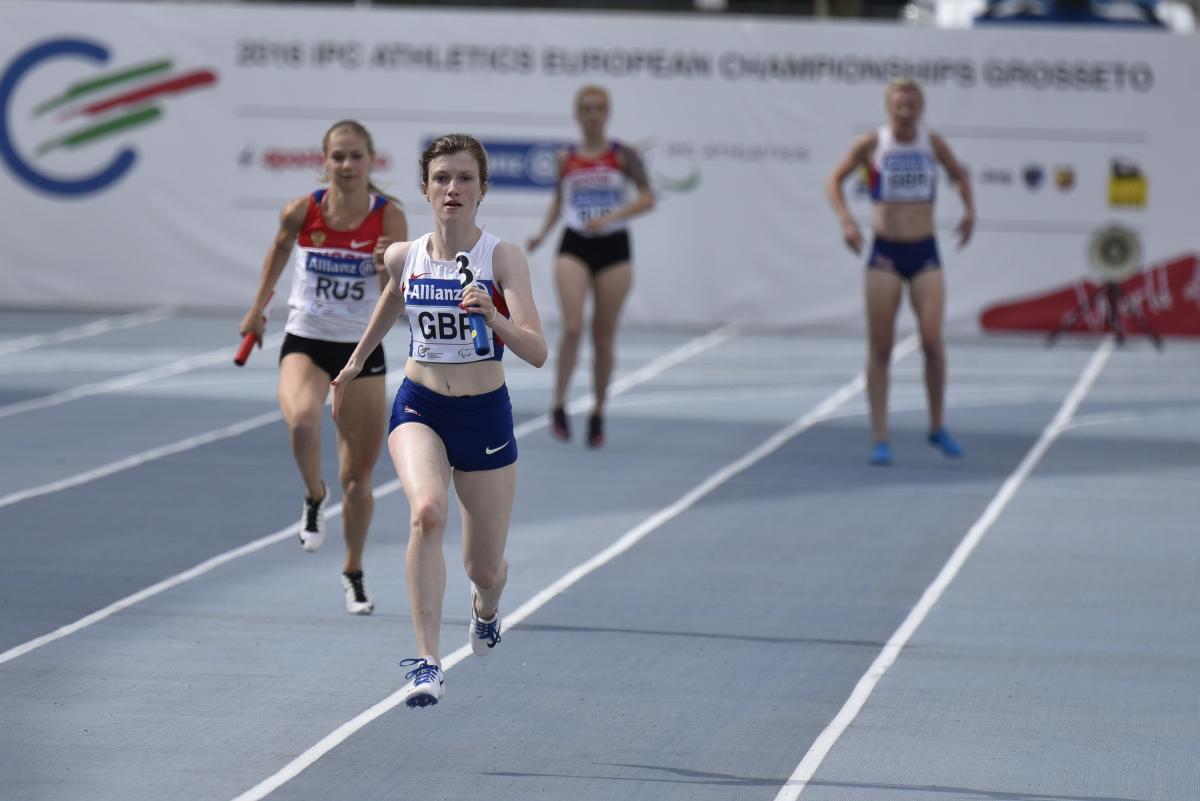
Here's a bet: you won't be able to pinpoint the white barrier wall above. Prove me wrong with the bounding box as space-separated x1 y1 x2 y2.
1 1 1196 329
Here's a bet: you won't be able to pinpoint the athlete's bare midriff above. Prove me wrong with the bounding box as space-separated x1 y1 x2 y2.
873 200 936 242
405 359 505 397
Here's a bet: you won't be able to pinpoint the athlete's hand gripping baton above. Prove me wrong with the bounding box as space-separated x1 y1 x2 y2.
455 252 491 357
234 291 274 366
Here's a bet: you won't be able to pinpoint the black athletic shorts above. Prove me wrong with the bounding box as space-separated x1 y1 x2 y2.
280 332 385 380
558 227 631 274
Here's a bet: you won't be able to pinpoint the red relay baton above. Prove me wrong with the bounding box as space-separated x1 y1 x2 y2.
234 292 274 366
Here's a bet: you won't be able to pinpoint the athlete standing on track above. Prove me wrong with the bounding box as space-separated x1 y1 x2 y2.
240 120 407 613
331 133 547 708
825 78 975 466
527 85 655 448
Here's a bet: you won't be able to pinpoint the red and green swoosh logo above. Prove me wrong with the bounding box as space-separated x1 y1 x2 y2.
33 57 215 154
0 39 217 196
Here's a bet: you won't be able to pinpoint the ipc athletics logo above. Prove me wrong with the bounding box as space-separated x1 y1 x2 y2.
0 38 216 197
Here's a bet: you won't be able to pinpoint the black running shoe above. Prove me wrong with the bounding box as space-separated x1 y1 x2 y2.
298 482 326 552
587 414 605 448
550 407 569 441
341 570 374 615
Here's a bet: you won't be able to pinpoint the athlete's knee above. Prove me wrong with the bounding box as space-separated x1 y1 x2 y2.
464 557 505 591
409 498 447 538
869 342 893 367
592 335 615 361
339 471 373 504
920 334 944 361
286 414 322 442
560 318 584 341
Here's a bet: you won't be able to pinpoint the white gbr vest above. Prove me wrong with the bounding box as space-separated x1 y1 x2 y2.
868 126 937 204
401 231 507 364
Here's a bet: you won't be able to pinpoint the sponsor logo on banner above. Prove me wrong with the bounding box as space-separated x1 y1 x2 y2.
979 168 1014 186
1054 166 1075 191
429 138 563 189
239 145 393 173
1022 164 1044 190
1108 157 1147 208
0 38 217 196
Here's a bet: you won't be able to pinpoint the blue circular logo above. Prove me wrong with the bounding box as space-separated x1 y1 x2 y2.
0 39 137 197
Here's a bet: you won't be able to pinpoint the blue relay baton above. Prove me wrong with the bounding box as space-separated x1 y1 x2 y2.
455 251 491 357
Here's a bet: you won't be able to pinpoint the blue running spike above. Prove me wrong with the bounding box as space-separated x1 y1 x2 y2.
869 441 893 466
928 428 965 458
400 657 444 707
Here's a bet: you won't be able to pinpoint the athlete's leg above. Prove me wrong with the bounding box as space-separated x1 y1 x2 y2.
277 354 330 501
455 463 516 622
389 423 453 661
865 269 904 445
332 374 387 574
589 261 632 418
909 268 947 433
552 255 591 411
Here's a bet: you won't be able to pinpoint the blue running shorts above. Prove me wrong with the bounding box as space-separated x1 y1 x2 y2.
389 378 517 472
867 236 941 281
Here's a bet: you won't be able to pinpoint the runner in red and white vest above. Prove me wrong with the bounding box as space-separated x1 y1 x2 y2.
240 120 407 613
527 85 656 448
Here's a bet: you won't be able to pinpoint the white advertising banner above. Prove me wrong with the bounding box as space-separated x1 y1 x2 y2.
1 1 1197 331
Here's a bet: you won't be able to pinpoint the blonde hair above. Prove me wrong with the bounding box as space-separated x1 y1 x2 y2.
885 78 925 108
321 119 398 204
574 84 609 111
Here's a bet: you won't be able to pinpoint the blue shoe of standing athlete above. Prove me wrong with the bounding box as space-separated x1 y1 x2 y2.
869 441 893 466
928 428 965 458
400 657 444 708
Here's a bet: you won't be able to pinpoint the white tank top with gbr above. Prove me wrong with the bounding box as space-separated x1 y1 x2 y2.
401 231 508 364
868 125 937 204
285 190 388 342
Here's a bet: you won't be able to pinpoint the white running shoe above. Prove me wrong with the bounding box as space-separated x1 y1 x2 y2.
400 657 444 708
341 570 374 615
468 587 502 656
298 483 325 552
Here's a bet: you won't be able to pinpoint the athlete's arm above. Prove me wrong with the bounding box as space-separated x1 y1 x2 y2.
526 150 566 252
374 203 409 290
931 132 975 248
330 241 411 420
580 144 655 235
240 196 306 338
825 131 876 255
484 241 547 368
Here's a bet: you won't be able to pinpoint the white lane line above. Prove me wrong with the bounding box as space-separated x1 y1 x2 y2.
228 333 919 801
0 516 315 666
0 324 738 512
0 410 283 512
1065 406 1200 431
772 337 1114 801
0 307 175 356
0 331 285 421
0 324 737 667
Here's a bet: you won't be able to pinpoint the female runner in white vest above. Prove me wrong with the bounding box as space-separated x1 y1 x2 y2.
826 78 976 466
240 120 407 614
331 133 547 708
